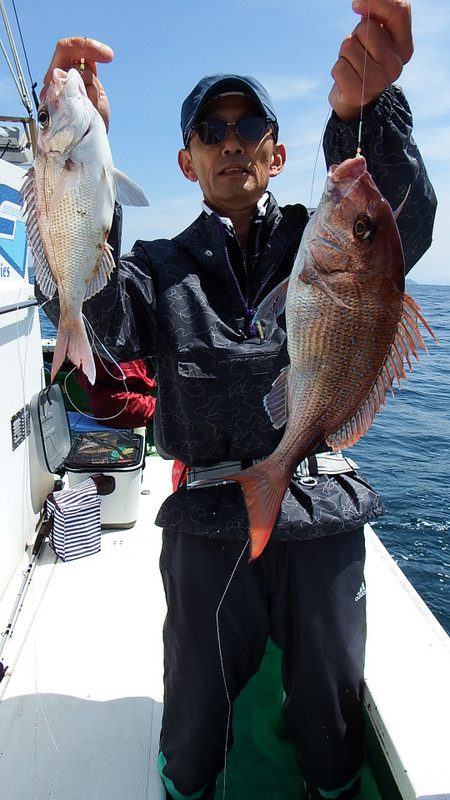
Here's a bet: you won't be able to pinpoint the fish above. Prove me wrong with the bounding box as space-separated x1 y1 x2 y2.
226 155 436 560
21 67 149 384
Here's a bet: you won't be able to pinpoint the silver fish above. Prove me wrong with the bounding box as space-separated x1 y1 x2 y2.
22 67 149 384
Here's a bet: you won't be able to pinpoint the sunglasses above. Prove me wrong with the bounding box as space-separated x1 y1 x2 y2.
191 116 277 146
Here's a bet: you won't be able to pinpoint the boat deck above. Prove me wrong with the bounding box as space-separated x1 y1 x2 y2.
0 455 170 800
0 455 449 799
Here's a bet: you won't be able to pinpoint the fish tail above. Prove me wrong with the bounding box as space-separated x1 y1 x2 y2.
51 315 96 385
229 458 290 560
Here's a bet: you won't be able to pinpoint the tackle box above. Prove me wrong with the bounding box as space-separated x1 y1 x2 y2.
30 384 146 529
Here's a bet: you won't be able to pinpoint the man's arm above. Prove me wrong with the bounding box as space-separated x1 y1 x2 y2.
324 0 436 272
323 87 437 273
329 0 413 122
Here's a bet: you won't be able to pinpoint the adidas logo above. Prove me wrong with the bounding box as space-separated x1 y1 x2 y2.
355 581 366 602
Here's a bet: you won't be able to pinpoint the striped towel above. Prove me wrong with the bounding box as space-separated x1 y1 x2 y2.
45 478 101 562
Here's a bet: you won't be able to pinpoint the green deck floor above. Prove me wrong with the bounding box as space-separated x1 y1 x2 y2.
214 639 384 800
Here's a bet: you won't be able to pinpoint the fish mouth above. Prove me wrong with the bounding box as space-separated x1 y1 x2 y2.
48 67 86 102
329 155 366 183
328 156 369 203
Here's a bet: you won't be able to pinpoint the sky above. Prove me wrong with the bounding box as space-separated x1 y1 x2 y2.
1 0 448 284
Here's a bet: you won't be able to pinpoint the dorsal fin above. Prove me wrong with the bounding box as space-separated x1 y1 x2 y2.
253 277 289 339
21 167 57 299
326 293 437 451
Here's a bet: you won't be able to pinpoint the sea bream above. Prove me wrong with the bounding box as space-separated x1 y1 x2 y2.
227 155 436 560
21 67 149 384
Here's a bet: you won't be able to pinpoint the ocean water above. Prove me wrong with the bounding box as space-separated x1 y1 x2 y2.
351 282 450 634
38 282 450 634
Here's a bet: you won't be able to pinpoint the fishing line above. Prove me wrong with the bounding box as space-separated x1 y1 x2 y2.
309 4 372 207
78 315 137 423
37 302 133 424
356 3 372 157
215 540 249 800
308 109 331 216
85 315 128 384
61 360 130 424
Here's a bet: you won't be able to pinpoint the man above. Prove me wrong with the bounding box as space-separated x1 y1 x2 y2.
40 1 436 798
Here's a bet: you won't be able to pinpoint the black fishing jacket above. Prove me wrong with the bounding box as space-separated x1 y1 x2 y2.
38 86 436 543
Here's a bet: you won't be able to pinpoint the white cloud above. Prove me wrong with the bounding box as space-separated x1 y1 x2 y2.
259 74 321 103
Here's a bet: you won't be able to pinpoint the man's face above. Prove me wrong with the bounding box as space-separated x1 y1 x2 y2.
178 95 286 215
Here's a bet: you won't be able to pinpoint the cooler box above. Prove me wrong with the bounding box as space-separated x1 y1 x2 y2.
65 429 145 529
30 384 146 529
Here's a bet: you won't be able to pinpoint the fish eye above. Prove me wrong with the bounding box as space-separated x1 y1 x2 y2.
353 214 375 241
38 108 49 129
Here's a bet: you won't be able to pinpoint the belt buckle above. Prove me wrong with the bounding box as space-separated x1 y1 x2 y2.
186 461 242 489
297 476 318 487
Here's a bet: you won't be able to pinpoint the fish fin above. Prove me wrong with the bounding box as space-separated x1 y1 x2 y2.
48 161 83 219
51 315 96 385
299 263 350 309
227 459 289 560
21 168 57 299
393 186 411 221
401 292 438 347
264 365 289 429
113 169 149 207
84 241 116 300
326 293 437 451
252 277 289 339
101 165 116 211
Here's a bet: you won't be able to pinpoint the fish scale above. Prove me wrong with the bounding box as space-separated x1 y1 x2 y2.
224 156 436 560
22 66 148 384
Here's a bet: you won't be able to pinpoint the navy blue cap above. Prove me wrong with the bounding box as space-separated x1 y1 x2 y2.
180 74 278 146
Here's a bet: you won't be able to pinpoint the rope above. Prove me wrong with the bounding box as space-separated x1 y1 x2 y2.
0 0 33 114
10 0 39 111
215 541 249 800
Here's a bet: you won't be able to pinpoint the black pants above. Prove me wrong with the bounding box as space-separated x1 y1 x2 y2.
159 529 366 797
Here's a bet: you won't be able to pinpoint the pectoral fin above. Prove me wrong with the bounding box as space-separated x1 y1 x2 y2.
253 277 289 339
264 365 290 429
48 160 83 219
113 169 149 207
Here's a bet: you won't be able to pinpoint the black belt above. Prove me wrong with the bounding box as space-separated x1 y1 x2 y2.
186 452 358 489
